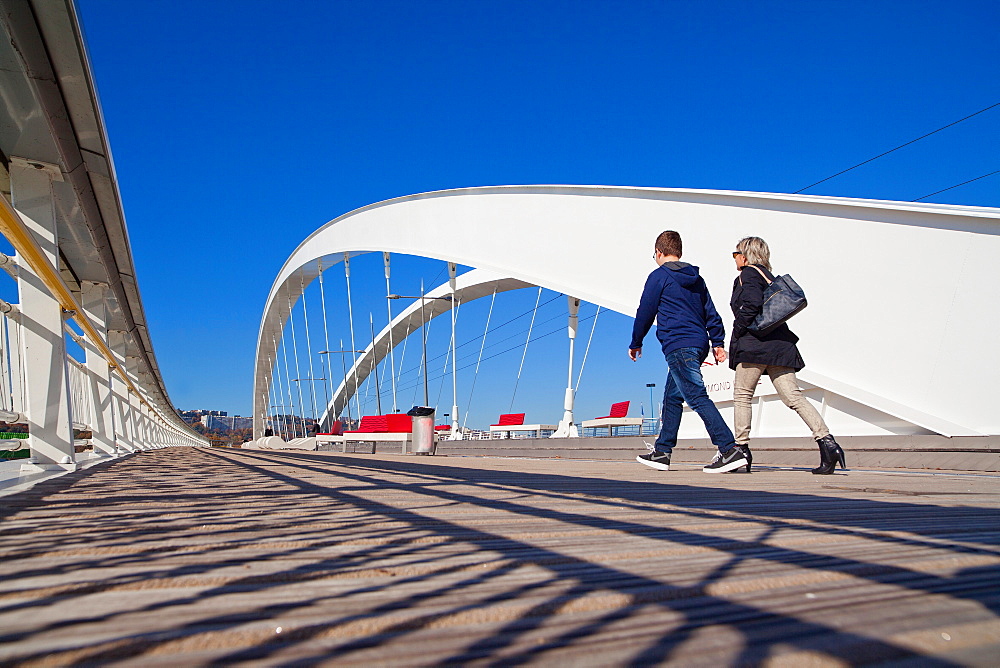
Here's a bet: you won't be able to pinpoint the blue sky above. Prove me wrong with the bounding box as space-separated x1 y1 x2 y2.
75 0 999 426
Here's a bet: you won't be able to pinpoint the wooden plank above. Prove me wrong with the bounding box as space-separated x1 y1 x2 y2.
0 448 998 665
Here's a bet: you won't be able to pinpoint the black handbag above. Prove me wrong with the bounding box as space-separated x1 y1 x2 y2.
743 265 808 336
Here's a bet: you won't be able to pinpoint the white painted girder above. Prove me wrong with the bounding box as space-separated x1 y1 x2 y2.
254 186 1000 438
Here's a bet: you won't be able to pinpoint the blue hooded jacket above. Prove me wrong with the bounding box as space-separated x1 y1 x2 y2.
630 261 726 358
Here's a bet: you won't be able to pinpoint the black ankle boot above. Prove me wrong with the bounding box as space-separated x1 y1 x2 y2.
811 435 845 475
727 445 752 473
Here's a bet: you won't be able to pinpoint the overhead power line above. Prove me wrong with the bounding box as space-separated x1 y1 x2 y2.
794 101 1000 194
911 170 1000 202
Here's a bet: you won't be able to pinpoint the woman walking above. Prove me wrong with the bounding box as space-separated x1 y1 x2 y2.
728 237 845 474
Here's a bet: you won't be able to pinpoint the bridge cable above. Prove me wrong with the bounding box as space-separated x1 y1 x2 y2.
273 349 291 440
394 310 598 397
383 253 398 412
316 259 334 425
412 290 433 408
575 305 602 392
462 285 498 432
263 363 275 438
343 254 362 420
509 287 543 412
286 293 309 438
911 169 1000 202
794 101 1000 194
399 292 563 378
299 274 320 423
276 332 295 438
368 313 383 415
395 317 413 408
435 298 461 410
337 338 350 423
264 360 281 439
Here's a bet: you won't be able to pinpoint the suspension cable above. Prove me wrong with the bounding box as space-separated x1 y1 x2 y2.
338 338 351 423
264 362 279 439
316 258 333 424
286 293 309 438
343 253 362 420
383 252 398 412
263 365 275 438
509 287 543 412
395 310 598 397
397 292 563 379
435 299 459 409
412 298 432 408
395 316 412 407
369 313 383 415
276 332 295 439
300 275 320 423
462 285 497 431
575 305 601 391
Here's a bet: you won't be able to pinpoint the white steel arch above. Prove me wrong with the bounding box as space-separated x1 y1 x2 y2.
254 185 1000 439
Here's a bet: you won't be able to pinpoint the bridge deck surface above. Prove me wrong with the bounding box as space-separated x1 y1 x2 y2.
1 448 998 666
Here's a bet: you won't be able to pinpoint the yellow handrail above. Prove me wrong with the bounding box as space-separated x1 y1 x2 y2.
0 193 200 441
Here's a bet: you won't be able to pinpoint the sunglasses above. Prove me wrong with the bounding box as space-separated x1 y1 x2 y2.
732 251 744 257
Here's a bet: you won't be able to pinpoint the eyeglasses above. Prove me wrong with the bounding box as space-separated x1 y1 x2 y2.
732 251 744 257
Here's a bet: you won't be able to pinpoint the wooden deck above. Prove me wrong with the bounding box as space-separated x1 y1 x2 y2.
1 447 998 666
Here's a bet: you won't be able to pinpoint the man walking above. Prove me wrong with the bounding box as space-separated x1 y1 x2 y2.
629 230 749 473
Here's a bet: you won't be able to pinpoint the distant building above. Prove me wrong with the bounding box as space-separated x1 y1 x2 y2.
202 415 253 431
177 409 237 428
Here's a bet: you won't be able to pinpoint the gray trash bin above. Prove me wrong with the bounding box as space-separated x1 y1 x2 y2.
407 406 436 455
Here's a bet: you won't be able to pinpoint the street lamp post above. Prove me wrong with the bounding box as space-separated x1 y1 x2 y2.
646 383 657 436
387 291 455 410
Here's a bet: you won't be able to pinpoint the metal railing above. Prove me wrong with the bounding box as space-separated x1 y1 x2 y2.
0 191 205 472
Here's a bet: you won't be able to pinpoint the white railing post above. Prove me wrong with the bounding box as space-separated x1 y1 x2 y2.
80 281 116 457
125 356 143 449
552 296 581 438
10 159 75 470
108 330 135 453
5 306 25 416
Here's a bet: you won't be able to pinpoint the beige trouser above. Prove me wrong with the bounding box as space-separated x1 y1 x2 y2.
733 363 830 445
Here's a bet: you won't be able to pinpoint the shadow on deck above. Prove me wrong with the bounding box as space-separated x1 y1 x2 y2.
0 447 998 665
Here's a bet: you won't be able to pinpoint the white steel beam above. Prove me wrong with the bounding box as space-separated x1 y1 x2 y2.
81 281 116 456
10 160 74 470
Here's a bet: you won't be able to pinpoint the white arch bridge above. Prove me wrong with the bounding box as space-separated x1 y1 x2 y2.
254 185 1000 445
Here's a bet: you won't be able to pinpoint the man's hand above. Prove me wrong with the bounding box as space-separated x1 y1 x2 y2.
629 348 642 362
713 346 727 364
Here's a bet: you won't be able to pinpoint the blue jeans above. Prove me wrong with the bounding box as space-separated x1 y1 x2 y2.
654 346 736 455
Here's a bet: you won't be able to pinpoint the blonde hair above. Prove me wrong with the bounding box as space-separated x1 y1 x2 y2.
736 236 771 272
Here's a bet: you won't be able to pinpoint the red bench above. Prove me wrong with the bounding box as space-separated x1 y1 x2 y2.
489 412 556 438
344 414 412 434
594 401 630 420
491 413 525 427
316 420 344 437
582 401 643 436
337 414 415 453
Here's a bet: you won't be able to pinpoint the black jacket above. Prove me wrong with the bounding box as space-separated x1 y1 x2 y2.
729 264 805 371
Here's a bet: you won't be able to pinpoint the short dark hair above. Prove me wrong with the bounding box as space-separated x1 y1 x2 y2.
655 230 682 258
